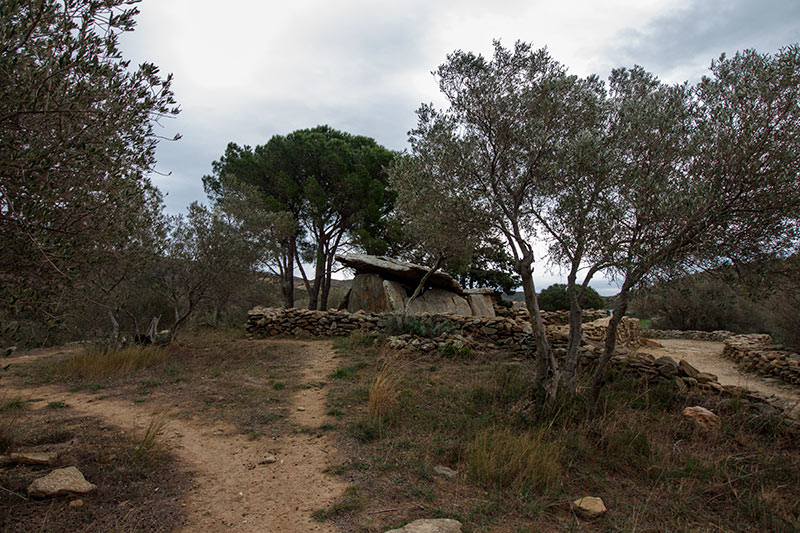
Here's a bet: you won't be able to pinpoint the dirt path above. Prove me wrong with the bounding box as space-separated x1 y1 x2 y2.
3 340 346 532
641 338 800 405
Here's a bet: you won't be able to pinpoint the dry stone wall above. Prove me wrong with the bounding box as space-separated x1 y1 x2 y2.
723 334 800 386
643 329 734 342
246 306 638 349
641 329 800 388
245 307 796 422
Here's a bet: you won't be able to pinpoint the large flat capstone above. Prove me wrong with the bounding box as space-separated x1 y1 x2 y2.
337 254 463 294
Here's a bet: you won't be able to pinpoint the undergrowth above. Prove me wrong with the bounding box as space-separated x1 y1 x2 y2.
323 336 800 532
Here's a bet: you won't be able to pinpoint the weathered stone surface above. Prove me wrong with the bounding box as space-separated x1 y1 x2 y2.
348 274 394 313
433 465 458 479
678 359 701 380
572 496 607 519
655 356 679 378
466 292 496 318
385 518 463 533
695 372 718 384
28 467 96 497
337 254 463 293
9 452 57 465
408 289 472 316
681 406 721 430
383 280 408 312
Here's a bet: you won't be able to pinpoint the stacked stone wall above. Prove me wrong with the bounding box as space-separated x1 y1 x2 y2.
643 329 734 342
246 307 638 349
245 307 796 422
723 335 800 386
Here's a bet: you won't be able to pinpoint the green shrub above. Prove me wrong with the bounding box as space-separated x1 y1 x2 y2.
538 283 605 312
437 344 473 359
381 315 454 338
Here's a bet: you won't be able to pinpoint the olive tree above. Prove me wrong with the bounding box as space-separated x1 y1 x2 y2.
589 49 800 413
404 41 604 398
388 153 481 316
0 0 179 323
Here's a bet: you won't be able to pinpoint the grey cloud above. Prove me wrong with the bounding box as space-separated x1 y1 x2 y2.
609 0 800 81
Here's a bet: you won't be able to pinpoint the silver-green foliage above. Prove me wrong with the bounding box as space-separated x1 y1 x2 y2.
0 0 179 317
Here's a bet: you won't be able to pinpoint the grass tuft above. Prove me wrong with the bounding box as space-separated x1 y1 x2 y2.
465 426 562 492
368 361 398 426
0 397 26 411
60 345 165 379
130 413 169 464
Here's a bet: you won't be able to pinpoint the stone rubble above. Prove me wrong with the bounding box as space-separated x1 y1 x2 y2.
643 329 734 342
245 307 633 350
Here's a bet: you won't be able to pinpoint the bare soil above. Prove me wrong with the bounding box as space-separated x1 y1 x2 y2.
640 338 800 404
2 339 345 532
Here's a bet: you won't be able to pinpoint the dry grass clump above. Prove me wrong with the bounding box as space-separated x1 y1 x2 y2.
0 396 22 453
465 426 562 492
62 344 165 379
368 361 399 425
129 413 169 464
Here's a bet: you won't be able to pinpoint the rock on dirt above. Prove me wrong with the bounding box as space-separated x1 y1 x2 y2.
7 452 58 465
433 465 458 479
682 406 721 430
27 466 96 498
572 496 607 519
385 518 464 532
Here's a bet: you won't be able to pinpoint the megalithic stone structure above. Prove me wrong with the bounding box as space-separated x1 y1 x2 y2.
335 254 496 317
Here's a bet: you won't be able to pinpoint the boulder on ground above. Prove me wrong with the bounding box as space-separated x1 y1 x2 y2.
385 518 463 533
681 406 721 430
571 496 607 519
28 466 96 497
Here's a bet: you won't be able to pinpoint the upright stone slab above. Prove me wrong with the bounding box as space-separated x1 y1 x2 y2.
465 289 496 317
348 273 392 313
408 288 472 316
383 279 408 312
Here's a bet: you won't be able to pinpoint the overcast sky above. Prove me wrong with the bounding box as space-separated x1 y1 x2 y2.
119 0 799 294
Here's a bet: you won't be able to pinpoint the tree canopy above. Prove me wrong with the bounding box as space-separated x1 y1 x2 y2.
0 0 179 323
538 284 605 312
400 40 800 407
204 126 395 310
